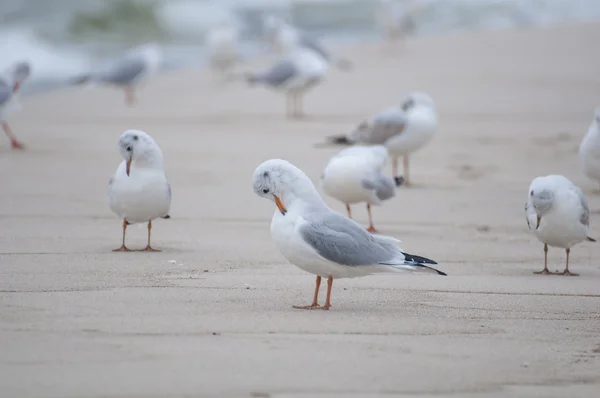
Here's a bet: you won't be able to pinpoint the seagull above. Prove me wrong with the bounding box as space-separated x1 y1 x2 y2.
205 19 240 82
108 129 171 252
327 92 438 187
321 145 396 232
245 47 329 119
260 15 352 70
375 0 417 46
579 108 600 191
0 60 30 149
525 175 596 276
72 43 162 106
253 158 446 310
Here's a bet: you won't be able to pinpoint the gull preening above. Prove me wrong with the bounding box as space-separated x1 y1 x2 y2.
245 47 329 119
205 20 240 82
0 60 31 149
73 44 162 106
261 14 352 70
525 175 596 276
579 108 600 190
253 159 446 310
327 91 438 186
108 129 171 252
321 145 396 232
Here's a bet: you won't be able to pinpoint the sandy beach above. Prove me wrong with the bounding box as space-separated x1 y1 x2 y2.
2 22 600 397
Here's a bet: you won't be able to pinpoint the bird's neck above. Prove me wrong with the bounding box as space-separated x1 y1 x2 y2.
133 151 164 170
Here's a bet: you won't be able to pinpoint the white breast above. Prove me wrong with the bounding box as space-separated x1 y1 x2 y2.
579 124 600 182
321 156 377 205
386 106 437 156
533 191 588 249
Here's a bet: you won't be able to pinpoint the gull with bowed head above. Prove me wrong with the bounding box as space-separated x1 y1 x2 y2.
579 108 600 190
0 60 30 149
205 19 240 82
327 92 438 187
108 129 171 252
525 175 596 276
253 159 446 310
72 43 162 106
321 145 396 232
245 47 328 119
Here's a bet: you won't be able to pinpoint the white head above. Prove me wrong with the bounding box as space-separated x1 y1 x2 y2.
118 129 163 176
130 43 162 74
1 60 31 91
401 91 435 112
253 159 322 215
528 177 556 228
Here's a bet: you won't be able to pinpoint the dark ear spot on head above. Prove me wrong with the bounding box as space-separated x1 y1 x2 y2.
263 171 269 178
133 135 139 141
530 190 534 196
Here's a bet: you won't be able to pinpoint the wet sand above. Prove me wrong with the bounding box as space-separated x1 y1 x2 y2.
1 22 600 397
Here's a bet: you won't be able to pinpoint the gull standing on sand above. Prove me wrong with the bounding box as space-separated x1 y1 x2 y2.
579 108 600 190
253 159 446 310
0 61 30 149
108 129 171 252
525 175 596 276
321 145 396 232
205 19 240 81
261 14 352 70
73 44 162 106
245 47 328 119
328 92 437 186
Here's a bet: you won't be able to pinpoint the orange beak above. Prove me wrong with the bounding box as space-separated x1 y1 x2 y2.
274 195 287 215
126 157 132 176
13 81 20 92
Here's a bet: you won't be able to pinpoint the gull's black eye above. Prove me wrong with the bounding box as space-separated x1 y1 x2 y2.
133 135 138 141
262 188 269 194
126 146 132 152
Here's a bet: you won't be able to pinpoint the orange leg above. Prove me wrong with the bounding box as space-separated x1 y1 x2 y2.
2 121 25 149
322 275 333 310
139 219 160 252
403 154 411 187
124 86 136 106
366 203 377 233
294 275 332 310
562 248 579 276
346 204 352 219
534 243 552 274
113 218 132 252
293 275 322 309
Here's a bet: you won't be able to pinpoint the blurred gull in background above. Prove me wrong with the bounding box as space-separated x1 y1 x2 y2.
321 145 397 232
72 43 162 106
0 60 31 149
205 19 240 82
579 108 600 191
245 47 329 119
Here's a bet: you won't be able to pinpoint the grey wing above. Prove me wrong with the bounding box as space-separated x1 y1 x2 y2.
0 82 11 107
255 59 297 86
101 56 146 85
351 108 407 144
575 186 590 226
361 173 395 201
298 35 330 60
299 212 398 266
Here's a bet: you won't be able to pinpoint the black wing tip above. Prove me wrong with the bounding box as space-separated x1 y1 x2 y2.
431 267 447 276
394 176 405 187
162 214 171 219
587 236 596 242
403 252 437 265
327 135 354 145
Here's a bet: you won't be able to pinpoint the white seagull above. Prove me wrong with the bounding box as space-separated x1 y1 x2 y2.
321 145 396 232
108 129 171 252
579 108 600 191
260 14 352 70
253 158 446 310
525 175 596 276
327 91 438 186
245 47 329 119
73 43 162 106
205 20 240 81
0 60 31 149
375 0 417 46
